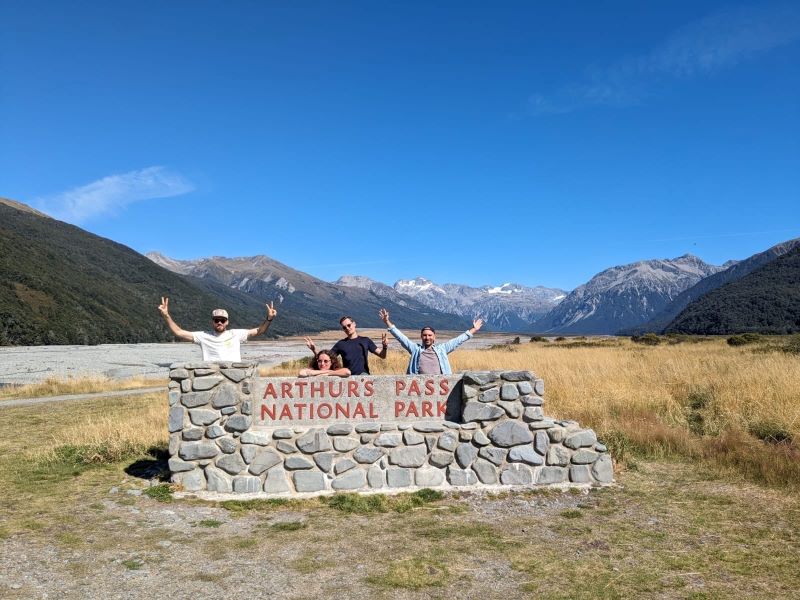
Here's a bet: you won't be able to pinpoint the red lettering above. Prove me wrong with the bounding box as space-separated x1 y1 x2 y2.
437 401 447 416
439 379 449 395
296 381 307 398
353 403 366 418
406 402 419 417
395 380 406 395
364 380 374 397
422 401 433 417
310 382 324 398
348 380 360 397
281 382 293 398
309 402 315 418
329 381 343 398
279 405 293 419
369 402 378 418
263 383 277 399
335 403 351 418
424 379 435 395
318 403 332 418
408 380 421 396
294 403 306 419
261 404 275 420
395 401 405 417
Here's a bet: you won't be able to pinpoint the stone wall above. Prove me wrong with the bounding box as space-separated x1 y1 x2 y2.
167 363 613 496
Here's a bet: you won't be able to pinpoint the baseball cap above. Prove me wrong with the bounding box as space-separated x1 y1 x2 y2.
211 309 229 319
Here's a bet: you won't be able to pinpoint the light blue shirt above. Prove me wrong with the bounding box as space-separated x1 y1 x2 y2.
388 326 473 375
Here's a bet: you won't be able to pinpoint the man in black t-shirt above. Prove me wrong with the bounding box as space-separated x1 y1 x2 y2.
304 316 388 375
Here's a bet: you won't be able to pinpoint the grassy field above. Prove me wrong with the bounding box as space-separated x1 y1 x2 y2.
0 375 165 400
1 336 799 597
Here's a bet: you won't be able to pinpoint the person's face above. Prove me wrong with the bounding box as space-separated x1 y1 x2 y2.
421 329 436 348
317 353 332 369
212 316 228 332
341 319 356 337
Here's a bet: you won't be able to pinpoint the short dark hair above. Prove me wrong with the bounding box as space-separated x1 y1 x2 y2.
339 316 354 325
420 326 436 335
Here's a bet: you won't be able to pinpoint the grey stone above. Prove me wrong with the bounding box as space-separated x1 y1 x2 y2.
296 429 332 453
500 464 534 484
181 379 191 393
353 447 384 464
478 446 507 466
570 465 592 483
438 432 458 452
333 436 359 452
478 388 499 403
355 423 380 433
572 449 600 464
521 395 544 407
462 401 504 422
424 435 437 452
447 467 478 486
415 467 444 487
224 415 251 432
276 440 297 454
241 381 251 395
334 458 357 475
206 425 225 439
332 469 366 490
367 465 385 488
313 452 335 473
272 428 294 439
546 446 571 466
444 421 460 429
168 407 184 433
263 468 291 493
380 424 397 431
517 381 533 395
220 407 236 416
170 368 190 380
168 458 195 473
284 456 314 470
374 433 402 448
463 372 499 385
508 445 544 466
488 421 533 447
594 443 608 452
249 449 282 475
168 390 180 406
211 384 239 409
240 431 270 445
529 420 555 430
538 466 568 484
564 429 598 450
174 468 205 491
413 423 445 433
221 368 247 383
293 471 325 492
179 442 219 461
241 400 251 416
523 406 544 422
534 378 545 395
387 467 413 488
388 446 427 468
193 368 217 376
398 423 411 430
500 383 520 400
403 430 424 446
193 375 224 391
455 443 479 468
182 428 203 441
169 433 180 456
233 476 261 493
548 427 567 443
501 371 534 382
429 451 454 468
472 430 491 446
461 422 479 430
534 431 549 455
459 430 473 442
360 434 376 444
592 455 614 483
472 459 498 484
205 466 232 492
462 385 478 399
216 453 246 475
499 400 522 418
216 437 237 454
327 424 353 436
240 445 257 464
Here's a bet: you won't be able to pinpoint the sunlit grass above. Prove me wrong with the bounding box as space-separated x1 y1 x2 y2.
0 375 166 400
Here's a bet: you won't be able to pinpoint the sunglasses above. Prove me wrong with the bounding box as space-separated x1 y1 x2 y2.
341 322 354 329
213 317 228 324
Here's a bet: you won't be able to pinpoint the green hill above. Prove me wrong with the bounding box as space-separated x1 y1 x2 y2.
665 245 800 335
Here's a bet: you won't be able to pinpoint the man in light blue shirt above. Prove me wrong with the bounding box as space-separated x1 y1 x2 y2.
379 308 483 375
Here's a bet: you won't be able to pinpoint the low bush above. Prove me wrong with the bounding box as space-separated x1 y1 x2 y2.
631 333 662 345
727 333 762 346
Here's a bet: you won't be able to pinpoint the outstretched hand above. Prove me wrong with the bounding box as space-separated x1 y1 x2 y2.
303 336 316 352
382 331 388 347
472 317 484 332
158 297 170 317
379 308 390 325
266 301 277 321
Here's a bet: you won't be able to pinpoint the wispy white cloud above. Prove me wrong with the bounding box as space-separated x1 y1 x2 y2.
530 3 800 115
37 166 194 223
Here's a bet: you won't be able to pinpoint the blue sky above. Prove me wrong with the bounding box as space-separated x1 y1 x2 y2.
2 1 798 291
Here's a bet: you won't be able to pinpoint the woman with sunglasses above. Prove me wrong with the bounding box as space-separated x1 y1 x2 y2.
298 350 351 378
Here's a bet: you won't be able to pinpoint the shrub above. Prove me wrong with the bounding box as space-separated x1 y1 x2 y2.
748 421 793 444
511 336 521 344
727 333 762 346
783 334 800 355
631 333 662 345
530 336 549 343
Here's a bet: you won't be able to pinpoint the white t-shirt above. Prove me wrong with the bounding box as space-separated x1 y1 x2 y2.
192 329 250 361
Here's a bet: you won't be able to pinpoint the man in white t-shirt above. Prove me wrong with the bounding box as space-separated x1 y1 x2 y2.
157 297 277 362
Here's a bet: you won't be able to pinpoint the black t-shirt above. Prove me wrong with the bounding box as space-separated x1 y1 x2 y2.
332 336 378 375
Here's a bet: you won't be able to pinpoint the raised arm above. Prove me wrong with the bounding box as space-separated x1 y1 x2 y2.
248 301 277 338
373 331 388 359
380 308 415 354
303 336 318 356
469 318 484 335
158 297 194 342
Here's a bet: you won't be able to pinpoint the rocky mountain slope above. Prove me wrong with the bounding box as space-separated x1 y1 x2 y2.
533 255 724 335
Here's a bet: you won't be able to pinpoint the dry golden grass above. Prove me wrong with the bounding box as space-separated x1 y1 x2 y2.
0 375 165 400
